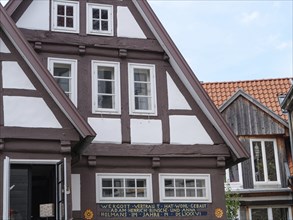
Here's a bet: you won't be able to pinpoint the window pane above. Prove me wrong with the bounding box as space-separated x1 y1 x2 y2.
55 78 70 92
196 179 206 187
229 165 240 182
114 189 124 197
93 20 100 30
101 10 108 19
114 179 123 187
93 9 100 19
137 189 146 197
251 209 268 220
57 17 65 27
175 179 184 187
273 208 288 220
57 5 65 15
134 70 150 82
134 83 150 96
253 141 265 181
102 21 108 31
126 179 135 187
98 67 114 79
176 189 185 197
186 179 195 187
98 95 113 109
164 179 174 187
66 18 73 28
265 141 277 181
126 189 135 197
54 64 71 77
98 81 114 94
135 97 150 110
102 189 112 197
66 6 73 16
165 189 174 197
186 189 195 197
197 189 205 197
102 179 112 187
137 179 146 187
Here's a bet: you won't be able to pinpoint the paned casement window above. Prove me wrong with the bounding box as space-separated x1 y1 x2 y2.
250 139 280 185
48 58 77 106
128 63 157 115
159 174 212 203
87 3 113 36
96 174 152 203
92 61 120 114
52 0 79 33
225 163 243 188
250 207 292 220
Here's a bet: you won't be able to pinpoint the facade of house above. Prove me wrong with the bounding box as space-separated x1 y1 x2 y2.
0 1 249 220
203 78 293 220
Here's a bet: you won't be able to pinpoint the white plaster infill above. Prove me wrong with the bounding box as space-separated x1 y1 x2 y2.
169 115 213 145
88 117 122 144
0 37 10 53
3 96 62 128
16 0 50 30
2 61 36 90
130 119 162 145
117 6 146 39
166 72 191 110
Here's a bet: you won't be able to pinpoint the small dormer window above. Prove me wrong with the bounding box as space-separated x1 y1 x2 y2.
87 3 113 36
52 0 79 33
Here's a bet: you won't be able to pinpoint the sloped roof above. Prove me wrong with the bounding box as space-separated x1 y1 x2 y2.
0 4 95 144
202 78 292 120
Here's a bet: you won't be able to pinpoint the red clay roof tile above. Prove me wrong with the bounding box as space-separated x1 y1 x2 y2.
202 78 292 120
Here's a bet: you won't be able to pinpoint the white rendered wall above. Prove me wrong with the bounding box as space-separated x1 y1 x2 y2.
130 119 162 144
3 96 62 128
117 6 146 39
71 174 81 211
169 115 213 145
167 72 191 110
2 61 36 90
16 0 50 30
0 38 10 53
88 118 122 144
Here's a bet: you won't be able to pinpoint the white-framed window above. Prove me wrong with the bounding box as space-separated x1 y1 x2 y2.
87 3 113 36
159 174 212 203
52 0 79 33
250 207 292 220
225 163 243 189
96 173 152 203
92 61 120 114
48 58 77 106
250 139 280 185
128 63 157 115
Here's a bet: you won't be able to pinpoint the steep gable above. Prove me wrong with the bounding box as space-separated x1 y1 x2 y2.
0 4 95 148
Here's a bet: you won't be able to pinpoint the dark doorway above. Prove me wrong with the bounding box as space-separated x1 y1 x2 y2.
10 165 55 220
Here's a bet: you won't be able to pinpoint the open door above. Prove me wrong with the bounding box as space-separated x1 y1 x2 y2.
2 156 10 220
56 158 67 220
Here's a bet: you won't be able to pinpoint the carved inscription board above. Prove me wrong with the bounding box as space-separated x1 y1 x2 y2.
100 203 208 218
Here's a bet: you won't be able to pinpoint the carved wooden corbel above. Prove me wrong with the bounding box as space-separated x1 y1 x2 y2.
60 140 71 154
217 156 226 167
0 139 4 151
152 157 160 168
88 156 97 167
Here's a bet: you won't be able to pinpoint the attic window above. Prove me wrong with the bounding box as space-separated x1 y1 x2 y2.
278 94 287 113
87 3 113 36
52 0 79 33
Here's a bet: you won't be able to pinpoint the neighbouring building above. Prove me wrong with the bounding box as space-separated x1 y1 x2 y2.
203 78 293 220
0 1 248 220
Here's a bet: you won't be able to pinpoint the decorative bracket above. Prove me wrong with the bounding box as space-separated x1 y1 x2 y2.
217 156 226 168
0 139 4 152
88 156 97 167
119 49 127 58
152 157 160 168
60 140 71 154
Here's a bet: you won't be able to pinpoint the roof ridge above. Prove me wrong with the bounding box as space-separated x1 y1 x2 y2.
202 77 293 85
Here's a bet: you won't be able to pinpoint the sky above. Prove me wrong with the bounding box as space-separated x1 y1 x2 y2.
148 0 293 82
1 0 292 82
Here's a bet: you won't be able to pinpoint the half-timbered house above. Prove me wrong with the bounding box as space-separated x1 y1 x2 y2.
0 1 248 219
203 78 292 220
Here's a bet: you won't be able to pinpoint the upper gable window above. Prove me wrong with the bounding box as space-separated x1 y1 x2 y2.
225 163 243 189
92 61 120 114
48 58 77 106
128 63 157 116
87 3 113 36
52 0 79 33
250 139 280 185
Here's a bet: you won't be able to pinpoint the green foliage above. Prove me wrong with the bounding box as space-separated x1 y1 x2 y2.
225 183 241 220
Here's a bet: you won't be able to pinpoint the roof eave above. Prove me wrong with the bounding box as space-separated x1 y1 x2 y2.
133 0 249 161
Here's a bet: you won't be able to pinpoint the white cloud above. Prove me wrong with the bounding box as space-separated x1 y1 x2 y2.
276 41 292 50
241 11 260 24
